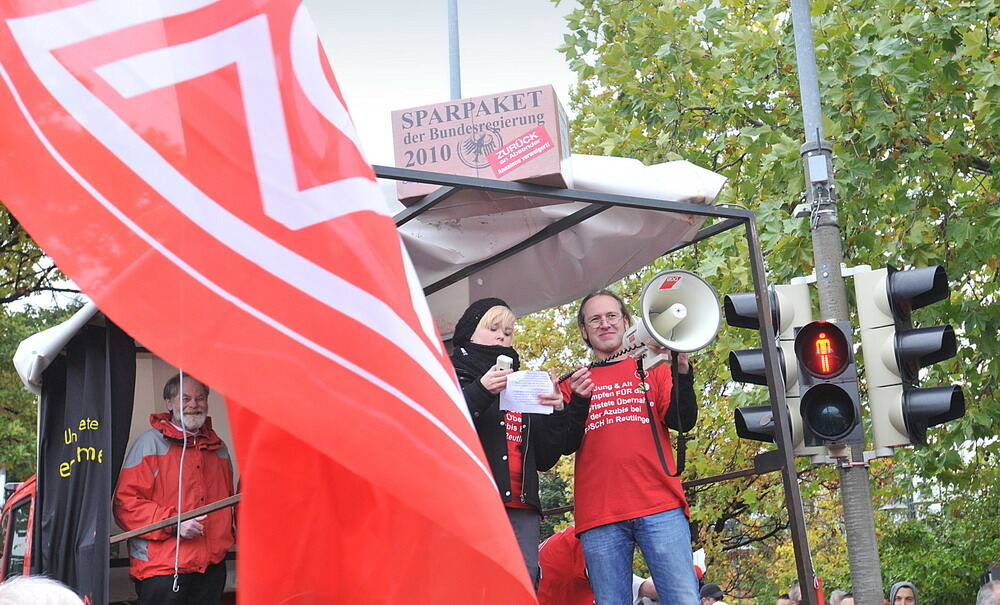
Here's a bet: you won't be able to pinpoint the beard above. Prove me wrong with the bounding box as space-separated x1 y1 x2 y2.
175 410 206 431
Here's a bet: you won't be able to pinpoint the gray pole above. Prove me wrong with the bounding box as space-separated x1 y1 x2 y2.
789 0 884 603
746 219 819 605
447 0 461 99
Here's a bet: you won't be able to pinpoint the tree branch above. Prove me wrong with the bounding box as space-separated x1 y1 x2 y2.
718 152 749 172
0 285 80 305
722 520 789 551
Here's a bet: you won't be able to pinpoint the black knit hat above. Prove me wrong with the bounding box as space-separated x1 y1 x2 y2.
452 297 509 347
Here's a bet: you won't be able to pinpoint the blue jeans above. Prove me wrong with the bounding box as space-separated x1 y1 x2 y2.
578 508 699 605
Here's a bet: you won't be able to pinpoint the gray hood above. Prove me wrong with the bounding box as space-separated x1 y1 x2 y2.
889 581 919 605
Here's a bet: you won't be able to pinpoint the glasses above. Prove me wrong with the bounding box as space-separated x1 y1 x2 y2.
585 312 622 328
181 395 209 404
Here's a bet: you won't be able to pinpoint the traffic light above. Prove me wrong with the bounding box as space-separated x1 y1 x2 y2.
726 284 824 457
734 392 813 456
854 266 965 455
723 283 811 341
794 321 863 446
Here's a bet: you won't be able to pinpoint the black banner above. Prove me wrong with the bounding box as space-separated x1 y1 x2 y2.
37 321 134 604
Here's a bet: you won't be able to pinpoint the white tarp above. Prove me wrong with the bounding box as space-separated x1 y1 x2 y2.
392 154 727 337
13 302 98 394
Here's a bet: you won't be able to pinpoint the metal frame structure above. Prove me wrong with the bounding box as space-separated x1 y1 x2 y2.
376 164 818 594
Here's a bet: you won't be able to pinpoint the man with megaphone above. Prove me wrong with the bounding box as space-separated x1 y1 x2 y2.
561 283 704 605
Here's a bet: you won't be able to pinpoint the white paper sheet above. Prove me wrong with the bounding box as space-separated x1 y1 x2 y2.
500 370 556 415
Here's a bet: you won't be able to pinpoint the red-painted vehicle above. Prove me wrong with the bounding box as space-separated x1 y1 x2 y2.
1 477 36 582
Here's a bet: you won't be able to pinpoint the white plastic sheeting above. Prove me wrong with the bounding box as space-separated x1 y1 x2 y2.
13 301 98 394
395 154 727 337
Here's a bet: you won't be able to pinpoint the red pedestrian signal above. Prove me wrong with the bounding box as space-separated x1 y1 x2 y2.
796 322 849 378
794 320 863 446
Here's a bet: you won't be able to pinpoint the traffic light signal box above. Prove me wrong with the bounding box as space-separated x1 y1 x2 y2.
726 283 827 459
794 321 863 447
727 265 964 463
853 266 964 456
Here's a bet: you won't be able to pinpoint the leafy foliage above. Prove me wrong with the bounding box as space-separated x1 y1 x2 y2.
0 204 78 305
878 482 1000 602
539 463 573 541
515 0 1000 598
0 304 81 478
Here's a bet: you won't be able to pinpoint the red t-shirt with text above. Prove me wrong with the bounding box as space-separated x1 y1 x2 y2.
561 360 687 534
504 412 533 509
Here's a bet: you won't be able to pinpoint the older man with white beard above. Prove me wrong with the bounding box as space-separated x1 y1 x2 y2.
114 373 235 605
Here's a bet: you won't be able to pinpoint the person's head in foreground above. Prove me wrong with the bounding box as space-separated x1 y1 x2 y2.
0 576 83 605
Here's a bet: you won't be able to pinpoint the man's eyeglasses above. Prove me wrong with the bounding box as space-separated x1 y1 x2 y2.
585 312 622 328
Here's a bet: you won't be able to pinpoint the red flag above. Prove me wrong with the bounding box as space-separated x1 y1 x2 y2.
0 0 533 602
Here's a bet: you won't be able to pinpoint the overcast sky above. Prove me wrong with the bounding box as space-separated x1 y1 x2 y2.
306 0 579 165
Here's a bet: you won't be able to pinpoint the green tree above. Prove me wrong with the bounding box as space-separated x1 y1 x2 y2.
878 481 1000 602
539 467 572 541
0 304 81 478
0 200 82 477
0 205 77 304
513 0 999 598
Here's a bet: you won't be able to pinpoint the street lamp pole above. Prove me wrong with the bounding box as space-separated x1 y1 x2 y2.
788 0 884 602
447 0 461 99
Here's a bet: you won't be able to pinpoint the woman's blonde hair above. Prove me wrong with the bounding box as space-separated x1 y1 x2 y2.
477 305 516 334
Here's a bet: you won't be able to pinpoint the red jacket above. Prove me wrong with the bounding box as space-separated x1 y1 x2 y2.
113 413 235 581
538 526 594 605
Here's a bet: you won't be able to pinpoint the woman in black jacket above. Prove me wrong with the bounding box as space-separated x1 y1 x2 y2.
450 298 568 588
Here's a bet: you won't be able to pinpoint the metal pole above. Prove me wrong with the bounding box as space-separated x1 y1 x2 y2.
447 0 461 99
789 0 884 603
744 219 818 604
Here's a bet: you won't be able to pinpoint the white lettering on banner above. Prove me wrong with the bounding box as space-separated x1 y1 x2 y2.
585 381 650 434
3 1 483 477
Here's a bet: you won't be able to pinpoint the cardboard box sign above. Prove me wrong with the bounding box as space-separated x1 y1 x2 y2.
391 84 571 203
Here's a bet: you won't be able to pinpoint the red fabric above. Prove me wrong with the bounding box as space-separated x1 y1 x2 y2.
228 403 536 603
113 414 235 581
0 1 534 602
537 527 594 605
504 412 532 510
560 361 687 534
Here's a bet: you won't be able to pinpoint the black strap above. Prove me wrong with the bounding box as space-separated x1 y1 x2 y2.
636 358 683 478
670 353 689 476
556 343 643 384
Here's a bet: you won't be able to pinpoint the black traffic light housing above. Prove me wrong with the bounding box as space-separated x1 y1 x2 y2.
725 284 825 458
794 320 863 446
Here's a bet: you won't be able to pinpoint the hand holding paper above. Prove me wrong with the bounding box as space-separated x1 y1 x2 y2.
500 371 560 414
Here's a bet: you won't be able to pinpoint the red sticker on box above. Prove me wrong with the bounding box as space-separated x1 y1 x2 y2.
487 125 553 177
658 275 683 290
